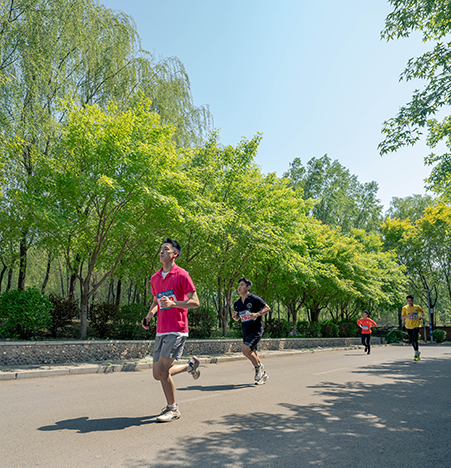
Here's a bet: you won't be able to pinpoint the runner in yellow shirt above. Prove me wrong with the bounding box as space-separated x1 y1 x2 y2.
401 294 424 361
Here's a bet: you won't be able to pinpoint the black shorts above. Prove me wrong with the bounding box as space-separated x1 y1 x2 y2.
243 332 262 351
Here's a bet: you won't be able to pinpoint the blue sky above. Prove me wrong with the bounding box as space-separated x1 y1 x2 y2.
100 0 435 211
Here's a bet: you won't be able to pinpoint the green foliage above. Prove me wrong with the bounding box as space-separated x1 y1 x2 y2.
116 303 149 340
284 155 383 233
380 1 451 200
47 293 80 338
338 321 360 338
386 329 404 344
320 321 340 338
0 288 52 339
188 306 217 339
432 329 447 342
297 320 321 338
89 302 119 339
264 318 291 338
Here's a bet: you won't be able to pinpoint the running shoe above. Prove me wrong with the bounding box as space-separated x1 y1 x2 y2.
157 406 181 423
255 372 269 385
187 356 201 380
254 363 264 381
367 347 370 355
414 352 421 361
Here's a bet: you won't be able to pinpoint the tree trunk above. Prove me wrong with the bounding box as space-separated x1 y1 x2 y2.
127 278 133 305
6 268 13 292
18 231 28 290
41 252 53 294
80 282 89 339
115 279 122 307
0 263 7 293
57 257 66 296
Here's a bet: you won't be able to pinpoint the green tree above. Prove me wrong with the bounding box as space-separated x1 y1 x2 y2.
0 0 212 292
386 194 436 222
33 98 192 338
284 155 383 233
379 0 451 200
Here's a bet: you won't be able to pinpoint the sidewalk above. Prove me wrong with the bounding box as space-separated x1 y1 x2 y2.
0 345 371 381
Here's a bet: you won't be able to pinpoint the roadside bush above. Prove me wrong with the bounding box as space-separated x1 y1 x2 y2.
320 321 340 338
264 318 291 338
47 293 80 338
115 303 148 339
297 320 321 338
338 321 359 337
89 302 119 338
0 288 53 340
189 306 217 339
432 329 447 343
386 329 403 343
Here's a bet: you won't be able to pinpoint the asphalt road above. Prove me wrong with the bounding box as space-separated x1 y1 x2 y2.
1 345 450 467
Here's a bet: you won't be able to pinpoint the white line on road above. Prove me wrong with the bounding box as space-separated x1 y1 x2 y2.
313 367 349 375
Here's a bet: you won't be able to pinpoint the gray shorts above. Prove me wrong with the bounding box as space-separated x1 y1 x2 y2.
153 334 187 362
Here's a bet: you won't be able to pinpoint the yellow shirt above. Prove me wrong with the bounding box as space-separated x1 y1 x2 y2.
402 304 424 329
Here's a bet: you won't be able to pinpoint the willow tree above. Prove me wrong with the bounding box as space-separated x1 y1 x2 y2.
0 0 212 291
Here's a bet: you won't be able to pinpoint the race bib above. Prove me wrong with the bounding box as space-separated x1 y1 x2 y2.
238 309 253 322
410 312 418 319
157 289 176 310
362 325 369 330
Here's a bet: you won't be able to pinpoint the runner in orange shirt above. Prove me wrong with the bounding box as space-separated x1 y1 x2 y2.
357 311 377 355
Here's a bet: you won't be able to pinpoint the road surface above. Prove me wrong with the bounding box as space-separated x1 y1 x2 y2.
1 345 450 467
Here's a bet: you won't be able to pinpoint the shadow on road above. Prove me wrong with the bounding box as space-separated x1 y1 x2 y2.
128 355 451 467
38 414 160 433
178 383 254 392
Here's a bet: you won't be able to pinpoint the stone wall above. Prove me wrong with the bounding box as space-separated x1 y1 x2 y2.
0 337 374 366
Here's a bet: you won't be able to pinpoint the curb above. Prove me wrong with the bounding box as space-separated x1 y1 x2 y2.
0 345 386 381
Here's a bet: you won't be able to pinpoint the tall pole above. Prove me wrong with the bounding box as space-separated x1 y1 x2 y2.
427 288 434 344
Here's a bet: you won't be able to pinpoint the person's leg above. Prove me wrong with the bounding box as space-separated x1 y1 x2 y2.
153 355 177 405
242 343 260 367
412 328 420 359
361 334 366 349
366 334 371 354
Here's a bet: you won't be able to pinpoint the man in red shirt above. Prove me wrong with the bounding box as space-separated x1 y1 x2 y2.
357 311 377 355
142 238 200 422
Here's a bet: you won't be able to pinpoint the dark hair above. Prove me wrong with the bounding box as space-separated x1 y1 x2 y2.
406 294 414 300
362 310 369 316
163 237 181 257
238 277 252 288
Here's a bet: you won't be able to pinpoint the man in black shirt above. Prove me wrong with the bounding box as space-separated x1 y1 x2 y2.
232 277 270 384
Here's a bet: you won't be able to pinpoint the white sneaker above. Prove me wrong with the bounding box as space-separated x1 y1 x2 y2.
255 372 269 385
188 356 201 380
157 406 181 423
254 363 264 381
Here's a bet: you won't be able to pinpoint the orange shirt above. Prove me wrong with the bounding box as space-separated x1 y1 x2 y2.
357 317 377 334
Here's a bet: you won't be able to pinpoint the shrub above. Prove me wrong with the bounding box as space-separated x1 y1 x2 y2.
115 303 149 339
89 302 119 338
189 306 217 339
47 293 80 338
338 321 360 337
320 321 339 338
386 329 403 343
264 318 291 338
297 320 321 338
432 329 447 343
0 288 53 340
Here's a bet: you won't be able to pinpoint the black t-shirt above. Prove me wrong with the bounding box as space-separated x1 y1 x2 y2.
233 293 266 335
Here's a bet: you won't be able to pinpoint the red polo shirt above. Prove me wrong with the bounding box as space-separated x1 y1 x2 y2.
151 264 196 335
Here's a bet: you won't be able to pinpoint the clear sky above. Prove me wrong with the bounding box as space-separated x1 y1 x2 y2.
100 0 435 212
